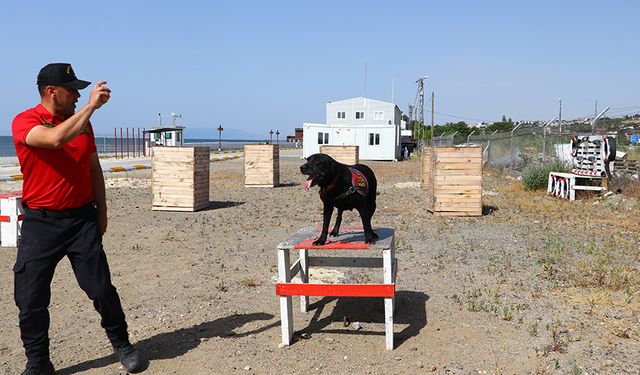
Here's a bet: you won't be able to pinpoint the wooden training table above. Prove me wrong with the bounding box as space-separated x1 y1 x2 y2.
276 227 397 350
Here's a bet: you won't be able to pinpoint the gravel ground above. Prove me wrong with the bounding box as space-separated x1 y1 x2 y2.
0 155 638 375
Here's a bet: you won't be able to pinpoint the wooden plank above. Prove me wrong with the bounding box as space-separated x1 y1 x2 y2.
434 202 481 209
152 206 196 212
434 175 482 182
434 211 481 217
434 185 482 192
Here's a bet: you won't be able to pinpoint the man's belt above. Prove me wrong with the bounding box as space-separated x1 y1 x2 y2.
25 201 96 219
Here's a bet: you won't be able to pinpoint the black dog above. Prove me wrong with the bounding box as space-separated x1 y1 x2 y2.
300 153 378 245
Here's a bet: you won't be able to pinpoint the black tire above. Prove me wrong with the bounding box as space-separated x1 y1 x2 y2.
571 136 579 157
605 136 616 161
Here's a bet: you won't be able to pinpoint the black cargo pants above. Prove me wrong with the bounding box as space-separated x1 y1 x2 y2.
13 202 129 368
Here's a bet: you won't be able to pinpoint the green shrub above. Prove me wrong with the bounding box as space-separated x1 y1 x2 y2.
521 161 569 190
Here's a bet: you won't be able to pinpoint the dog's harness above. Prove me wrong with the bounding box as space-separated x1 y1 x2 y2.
320 167 369 200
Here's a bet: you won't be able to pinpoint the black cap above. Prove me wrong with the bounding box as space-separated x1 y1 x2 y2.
37 63 91 90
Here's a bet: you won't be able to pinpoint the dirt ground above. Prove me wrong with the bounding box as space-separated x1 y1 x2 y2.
1 154 638 375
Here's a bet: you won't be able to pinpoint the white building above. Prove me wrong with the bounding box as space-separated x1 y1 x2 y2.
303 97 402 161
144 126 185 156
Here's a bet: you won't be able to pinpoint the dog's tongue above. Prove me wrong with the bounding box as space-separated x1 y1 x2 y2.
304 176 315 190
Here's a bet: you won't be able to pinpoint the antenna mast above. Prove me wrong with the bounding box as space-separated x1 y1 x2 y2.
415 76 429 140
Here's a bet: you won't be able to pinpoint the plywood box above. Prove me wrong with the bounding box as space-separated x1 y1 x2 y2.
244 144 279 187
421 146 482 216
152 147 210 211
320 145 359 165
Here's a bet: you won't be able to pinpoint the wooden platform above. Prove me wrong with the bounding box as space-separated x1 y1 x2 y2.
421 146 483 216
276 227 397 350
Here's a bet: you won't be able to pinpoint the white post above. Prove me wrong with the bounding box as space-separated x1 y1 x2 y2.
299 249 309 312
0 196 22 247
278 249 293 345
383 245 395 350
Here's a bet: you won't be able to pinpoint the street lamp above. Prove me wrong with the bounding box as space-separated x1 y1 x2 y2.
275 130 280 144
269 129 274 143
217 124 224 151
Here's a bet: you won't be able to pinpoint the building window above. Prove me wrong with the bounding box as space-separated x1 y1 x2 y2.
373 111 384 120
317 132 329 144
355 111 365 119
153 133 161 141
165 132 172 140
337 111 346 119
368 133 380 145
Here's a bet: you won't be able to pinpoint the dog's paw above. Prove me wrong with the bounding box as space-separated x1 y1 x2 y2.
329 230 339 237
364 234 377 244
313 237 327 246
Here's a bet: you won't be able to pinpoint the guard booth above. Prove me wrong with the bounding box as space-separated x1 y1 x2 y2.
144 126 185 156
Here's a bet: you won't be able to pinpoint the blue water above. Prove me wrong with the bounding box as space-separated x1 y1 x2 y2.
0 135 268 158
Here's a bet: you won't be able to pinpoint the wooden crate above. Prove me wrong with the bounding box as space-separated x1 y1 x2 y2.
244 144 280 187
320 145 359 165
421 146 482 217
152 147 210 211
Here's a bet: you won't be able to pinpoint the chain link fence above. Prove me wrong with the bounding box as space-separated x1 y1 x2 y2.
427 124 605 172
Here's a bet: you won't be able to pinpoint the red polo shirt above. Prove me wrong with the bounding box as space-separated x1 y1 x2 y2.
12 104 97 210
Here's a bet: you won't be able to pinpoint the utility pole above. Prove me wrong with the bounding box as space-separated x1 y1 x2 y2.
594 100 598 120
217 124 224 150
364 58 367 99
415 76 429 142
269 129 274 143
558 98 562 143
276 130 280 144
431 91 435 144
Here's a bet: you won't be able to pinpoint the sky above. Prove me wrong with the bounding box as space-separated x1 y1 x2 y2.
1 1 638 139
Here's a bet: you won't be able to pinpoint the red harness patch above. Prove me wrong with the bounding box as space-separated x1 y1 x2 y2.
349 168 368 196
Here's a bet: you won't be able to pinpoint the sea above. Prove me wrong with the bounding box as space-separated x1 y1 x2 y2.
0 135 266 158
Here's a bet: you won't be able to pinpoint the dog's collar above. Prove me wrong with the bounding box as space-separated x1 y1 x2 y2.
320 168 369 200
320 173 341 198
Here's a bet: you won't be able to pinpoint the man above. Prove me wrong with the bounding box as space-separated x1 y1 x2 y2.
12 63 143 375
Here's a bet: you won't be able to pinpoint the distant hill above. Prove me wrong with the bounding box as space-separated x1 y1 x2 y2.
184 127 263 140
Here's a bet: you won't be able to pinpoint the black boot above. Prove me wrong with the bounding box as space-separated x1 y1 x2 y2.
21 361 55 375
113 342 143 373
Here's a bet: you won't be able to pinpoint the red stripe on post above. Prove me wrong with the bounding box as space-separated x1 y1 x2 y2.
276 283 395 298
0 215 23 222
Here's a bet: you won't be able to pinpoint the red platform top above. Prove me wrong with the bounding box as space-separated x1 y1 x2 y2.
278 227 394 252
293 238 370 250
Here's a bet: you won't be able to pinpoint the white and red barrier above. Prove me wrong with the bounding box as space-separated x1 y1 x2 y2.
571 168 604 177
547 174 570 199
0 191 23 247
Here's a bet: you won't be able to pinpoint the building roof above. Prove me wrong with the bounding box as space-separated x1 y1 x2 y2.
327 97 398 108
144 126 185 134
